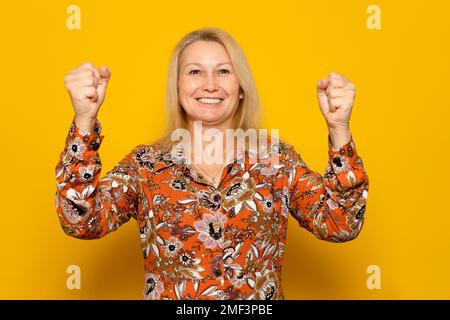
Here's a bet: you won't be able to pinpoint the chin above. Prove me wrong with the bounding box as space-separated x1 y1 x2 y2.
195 114 225 125
192 106 228 124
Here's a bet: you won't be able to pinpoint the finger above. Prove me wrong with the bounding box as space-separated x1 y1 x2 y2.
68 69 100 83
66 71 100 83
78 61 97 70
76 86 98 102
97 66 111 102
329 72 349 82
327 96 335 112
70 77 99 88
69 61 95 74
328 97 347 111
326 88 347 99
317 78 330 91
317 91 329 114
98 66 111 86
73 64 100 80
99 66 111 79
328 77 346 89
328 72 350 88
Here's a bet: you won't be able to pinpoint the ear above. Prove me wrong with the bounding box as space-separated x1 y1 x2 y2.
239 94 243 99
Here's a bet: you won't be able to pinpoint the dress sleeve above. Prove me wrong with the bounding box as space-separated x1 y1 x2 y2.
55 119 140 239
286 134 369 242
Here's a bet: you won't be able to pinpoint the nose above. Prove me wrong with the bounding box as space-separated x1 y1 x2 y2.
201 73 218 92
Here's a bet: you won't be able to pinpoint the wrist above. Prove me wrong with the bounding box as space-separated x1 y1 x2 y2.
328 125 351 149
74 116 97 134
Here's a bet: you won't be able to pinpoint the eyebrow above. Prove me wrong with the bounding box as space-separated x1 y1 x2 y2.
183 62 232 68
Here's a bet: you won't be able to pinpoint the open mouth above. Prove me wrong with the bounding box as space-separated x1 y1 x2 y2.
195 97 224 105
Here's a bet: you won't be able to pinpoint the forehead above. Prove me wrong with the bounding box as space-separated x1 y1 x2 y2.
179 40 231 66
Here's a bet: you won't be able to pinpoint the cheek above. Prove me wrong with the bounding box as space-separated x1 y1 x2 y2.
222 79 240 97
221 82 239 97
179 77 201 97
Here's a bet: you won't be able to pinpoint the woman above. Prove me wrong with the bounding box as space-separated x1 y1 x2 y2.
56 27 369 300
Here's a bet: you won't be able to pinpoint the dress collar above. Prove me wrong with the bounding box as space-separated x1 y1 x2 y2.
148 134 280 177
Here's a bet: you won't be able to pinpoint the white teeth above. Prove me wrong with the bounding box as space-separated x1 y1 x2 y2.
197 98 222 104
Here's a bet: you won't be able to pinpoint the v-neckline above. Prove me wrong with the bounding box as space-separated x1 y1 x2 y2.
186 163 231 190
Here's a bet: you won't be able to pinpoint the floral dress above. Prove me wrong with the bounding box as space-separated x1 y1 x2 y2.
55 119 369 300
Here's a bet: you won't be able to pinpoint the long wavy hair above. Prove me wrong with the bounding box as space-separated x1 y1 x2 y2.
158 27 262 143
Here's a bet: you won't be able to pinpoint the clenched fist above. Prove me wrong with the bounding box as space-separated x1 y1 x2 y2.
64 62 111 132
317 72 355 129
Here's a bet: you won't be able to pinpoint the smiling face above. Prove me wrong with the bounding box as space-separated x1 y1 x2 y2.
178 40 243 130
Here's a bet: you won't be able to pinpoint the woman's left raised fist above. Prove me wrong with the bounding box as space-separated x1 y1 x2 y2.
317 72 356 129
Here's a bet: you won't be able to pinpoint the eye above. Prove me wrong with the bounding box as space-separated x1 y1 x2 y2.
218 69 230 74
188 69 201 75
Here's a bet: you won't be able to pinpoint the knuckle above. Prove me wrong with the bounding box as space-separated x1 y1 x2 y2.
86 88 96 97
75 94 84 102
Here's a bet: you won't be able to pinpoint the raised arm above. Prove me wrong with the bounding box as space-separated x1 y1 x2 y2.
286 135 368 242
55 62 139 239
55 120 141 239
287 72 369 242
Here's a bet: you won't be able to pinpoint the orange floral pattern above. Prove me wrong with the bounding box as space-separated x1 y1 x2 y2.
55 119 369 300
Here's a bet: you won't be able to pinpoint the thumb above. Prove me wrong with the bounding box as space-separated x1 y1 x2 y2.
96 66 111 104
98 66 111 84
317 78 329 91
317 78 330 113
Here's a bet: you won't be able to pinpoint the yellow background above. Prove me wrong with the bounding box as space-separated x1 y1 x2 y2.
0 0 448 299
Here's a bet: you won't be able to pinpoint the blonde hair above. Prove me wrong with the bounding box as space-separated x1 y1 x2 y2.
159 27 262 143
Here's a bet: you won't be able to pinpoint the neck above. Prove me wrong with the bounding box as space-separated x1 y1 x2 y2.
186 120 235 165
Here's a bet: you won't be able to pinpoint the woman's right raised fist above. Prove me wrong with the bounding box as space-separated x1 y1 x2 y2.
64 62 111 132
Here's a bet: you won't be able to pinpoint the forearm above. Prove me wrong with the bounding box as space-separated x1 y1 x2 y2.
288 134 369 242
55 119 138 239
